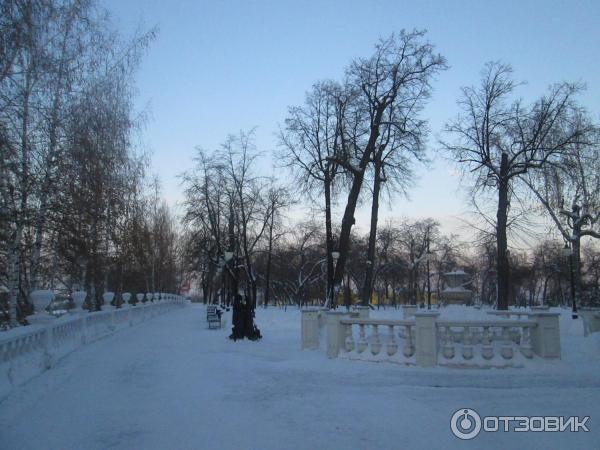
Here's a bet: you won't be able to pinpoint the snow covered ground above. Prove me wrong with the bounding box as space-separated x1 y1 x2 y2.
1 303 598 449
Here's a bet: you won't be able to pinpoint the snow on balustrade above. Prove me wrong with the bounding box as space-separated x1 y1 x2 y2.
435 320 536 368
340 319 417 365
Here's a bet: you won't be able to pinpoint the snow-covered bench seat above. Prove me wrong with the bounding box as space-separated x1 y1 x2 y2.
579 308 600 337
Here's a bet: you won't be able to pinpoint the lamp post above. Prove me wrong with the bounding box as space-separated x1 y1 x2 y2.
330 251 340 309
425 237 432 309
562 243 578 319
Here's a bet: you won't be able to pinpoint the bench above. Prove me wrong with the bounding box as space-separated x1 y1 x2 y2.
207 305 222 329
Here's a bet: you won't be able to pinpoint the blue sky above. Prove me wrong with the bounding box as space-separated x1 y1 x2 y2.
102 0 600 238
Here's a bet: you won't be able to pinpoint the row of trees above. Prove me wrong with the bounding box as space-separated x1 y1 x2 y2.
183 30 599 311
183 207 600 309
181 132 290 308
0 0 180 327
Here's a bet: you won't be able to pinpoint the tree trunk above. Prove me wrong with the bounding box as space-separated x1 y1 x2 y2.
264 219 274 308
324 172 334 307
331 102 386 306
361 159 382 306
7 226 24 325
496 153 510 310
571 231 582 304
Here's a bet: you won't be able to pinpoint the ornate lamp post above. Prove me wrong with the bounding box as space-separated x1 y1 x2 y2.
562 243 578 319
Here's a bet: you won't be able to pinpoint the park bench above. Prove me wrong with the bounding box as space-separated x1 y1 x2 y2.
207 305 222 329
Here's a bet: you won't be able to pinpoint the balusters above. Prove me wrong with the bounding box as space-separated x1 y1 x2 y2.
500 326 514 359
511 327 521 344
481 327 494 360
442 326 455 359
345 324 355 352
520 326 533 358
370 325 381 355
386 325 398 356
357 324 368 354
462 327 474 360
403 325 415 357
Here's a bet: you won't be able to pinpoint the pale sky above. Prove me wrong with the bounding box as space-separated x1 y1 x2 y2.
102 0 600 240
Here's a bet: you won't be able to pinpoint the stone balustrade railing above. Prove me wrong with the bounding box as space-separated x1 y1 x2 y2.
340 318 417 365
435 319 537 367
579 307 600 337
305 310 561 368
0 295 187 401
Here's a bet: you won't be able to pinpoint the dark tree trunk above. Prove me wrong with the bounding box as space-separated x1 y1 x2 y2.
324 172 335 307
331 103 386 307
496 153 510 310
264 217 274 308
361 159 382 306
572 229 582 303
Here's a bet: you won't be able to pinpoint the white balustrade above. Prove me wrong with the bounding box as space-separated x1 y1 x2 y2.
339 319 417 364
0 294 186 401
326 312 560 368
436 320 537 367
580 307 600 337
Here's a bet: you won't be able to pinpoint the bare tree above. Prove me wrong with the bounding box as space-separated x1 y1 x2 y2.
521 114 599 301
279 81 345 306
326 30 446 308
441 62 586 309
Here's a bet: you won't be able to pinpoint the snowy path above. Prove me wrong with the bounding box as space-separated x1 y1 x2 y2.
1 304 598 450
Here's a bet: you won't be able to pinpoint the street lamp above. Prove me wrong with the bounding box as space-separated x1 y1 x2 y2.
330 251 340 309
562 243 578 319
421 237 436 310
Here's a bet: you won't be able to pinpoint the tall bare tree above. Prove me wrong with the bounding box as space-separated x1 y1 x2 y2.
441 62 586 309
328 30 446 308
279 81 346 306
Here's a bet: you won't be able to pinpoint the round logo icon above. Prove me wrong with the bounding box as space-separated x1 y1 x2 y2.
450 408 482 440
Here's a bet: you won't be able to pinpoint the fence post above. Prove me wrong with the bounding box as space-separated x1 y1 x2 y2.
414 311 439 367
326 311 349 358
529 312 561 359
301 309 320 350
